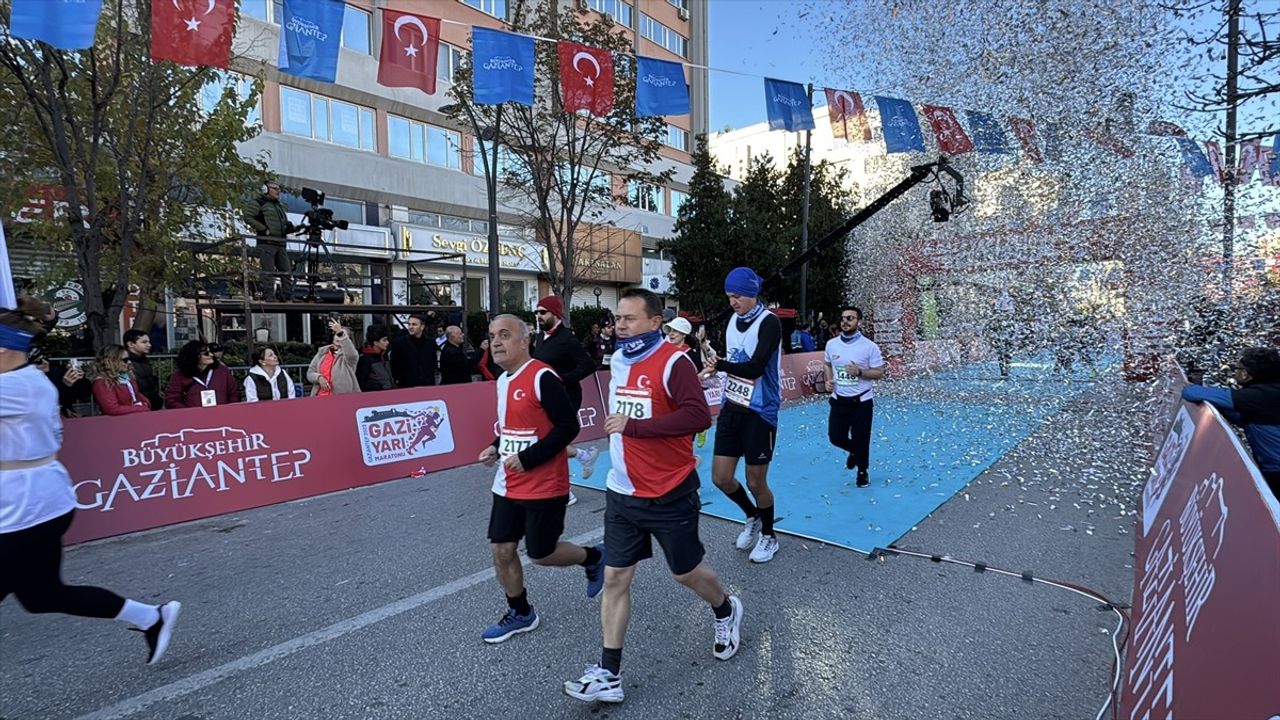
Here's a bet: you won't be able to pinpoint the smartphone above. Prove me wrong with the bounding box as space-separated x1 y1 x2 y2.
69 358 81 371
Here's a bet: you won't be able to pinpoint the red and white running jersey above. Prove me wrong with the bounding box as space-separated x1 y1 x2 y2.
492 359 569 500
606 342 697 498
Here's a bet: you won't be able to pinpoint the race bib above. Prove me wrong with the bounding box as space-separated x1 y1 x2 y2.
834 365 859 386
612 387 653 420
603 353 613 366
200 389 218 407
724 375 755 407
498 428 537 459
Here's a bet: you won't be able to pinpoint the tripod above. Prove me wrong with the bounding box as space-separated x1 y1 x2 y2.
292 226 357 303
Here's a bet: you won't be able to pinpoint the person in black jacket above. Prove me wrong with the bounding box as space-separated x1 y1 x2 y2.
357 324 395 392
390 314 437 387
439 325 480 384
123 329 162 411
531 296 600 489
241 181 295 301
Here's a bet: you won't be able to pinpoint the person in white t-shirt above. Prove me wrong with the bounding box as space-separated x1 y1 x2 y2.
0 299 181 665
823 306 885 487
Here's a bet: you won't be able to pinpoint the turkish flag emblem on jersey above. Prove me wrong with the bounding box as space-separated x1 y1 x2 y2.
151 0 235 68
377 10 441 95
558 41 614 116
920 105 974 155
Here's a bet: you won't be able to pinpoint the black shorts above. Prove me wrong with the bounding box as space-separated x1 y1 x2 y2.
605 474 705 575
713 407 777 465
487 493 568 560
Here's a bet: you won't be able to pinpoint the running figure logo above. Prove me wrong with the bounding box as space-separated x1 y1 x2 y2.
355 401 456 467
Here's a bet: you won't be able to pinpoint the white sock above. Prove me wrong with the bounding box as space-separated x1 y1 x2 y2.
115 599 160 629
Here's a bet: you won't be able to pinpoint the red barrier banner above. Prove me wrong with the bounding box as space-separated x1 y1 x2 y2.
1120 401 1280 719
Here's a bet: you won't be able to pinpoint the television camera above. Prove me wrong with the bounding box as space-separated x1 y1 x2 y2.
295 187 350 244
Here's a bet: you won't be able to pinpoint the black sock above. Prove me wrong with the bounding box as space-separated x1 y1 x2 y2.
507 589 531 616
759 505 775 536
580 545 602 568
601 647 623 675
725 485 758 518
712 597 733 620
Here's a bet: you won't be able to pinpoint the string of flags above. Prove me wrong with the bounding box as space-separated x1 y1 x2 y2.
7 0 1274 187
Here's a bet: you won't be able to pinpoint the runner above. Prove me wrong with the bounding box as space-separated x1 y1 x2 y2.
0 299 180 664
703 267 783 563
823 306 885 487
531 295 601 505
564 288 742 704
479 314 605 643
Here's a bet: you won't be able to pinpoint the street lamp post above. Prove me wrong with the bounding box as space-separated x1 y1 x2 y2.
442 101 503 316
593 285 602 310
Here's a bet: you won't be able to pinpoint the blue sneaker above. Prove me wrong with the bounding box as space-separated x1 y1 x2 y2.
482 607 539 644
585 544 606 599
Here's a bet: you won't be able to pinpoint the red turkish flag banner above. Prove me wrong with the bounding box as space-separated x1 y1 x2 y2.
823 88 871 141
1007 117 1043 163
558 41 614 116
151 0 235 68
920 104 974 155
377 9 441 95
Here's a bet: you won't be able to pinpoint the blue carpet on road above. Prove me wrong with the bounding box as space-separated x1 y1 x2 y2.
573 357 1103 553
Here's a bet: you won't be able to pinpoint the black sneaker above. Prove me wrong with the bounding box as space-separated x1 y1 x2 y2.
141 601 182 664
845 453 856 470
856 470 870 488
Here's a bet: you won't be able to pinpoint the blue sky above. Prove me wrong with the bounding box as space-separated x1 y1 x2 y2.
707 0 831 131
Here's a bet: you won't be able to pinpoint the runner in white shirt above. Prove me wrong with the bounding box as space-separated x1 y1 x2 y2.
823 306 886 487
0 299 181 665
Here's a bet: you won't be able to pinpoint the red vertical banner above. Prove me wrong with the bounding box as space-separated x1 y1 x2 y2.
558 41 614 116
151 0 235 68
377 10 442 95
919 104 974 154
1007 117 1043 163
823 88 872 141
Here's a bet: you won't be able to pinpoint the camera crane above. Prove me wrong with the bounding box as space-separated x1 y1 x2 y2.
706 156 969 331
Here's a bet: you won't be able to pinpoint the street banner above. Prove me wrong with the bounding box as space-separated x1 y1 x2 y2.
377 9 441 95
824 88 872 142
151 0 236 68
636 56 689 117
874 97 925 154
558 41 614 116
920 104 974 155
277 0 345 83
1121 400 1280 719
764 78 814 133
9 0 104 50
965 110 1010 154
472 28 536 106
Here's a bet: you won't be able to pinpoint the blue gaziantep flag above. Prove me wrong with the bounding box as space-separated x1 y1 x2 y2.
635 56 689 117
9 0 105 50
1175 138 1214 180
472 28 536 106
764 78 814 132
965 111 1010 153
873 97 925 153
277 0 345 83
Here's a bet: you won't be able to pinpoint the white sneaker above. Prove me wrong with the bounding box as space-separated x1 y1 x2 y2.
734 517 762 550
749 534 779 563
578 447 599 480
567 491 578 506
713 596 743 660
564 664 624 703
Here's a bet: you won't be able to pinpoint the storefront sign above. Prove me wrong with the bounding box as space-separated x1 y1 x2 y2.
393 223 546 273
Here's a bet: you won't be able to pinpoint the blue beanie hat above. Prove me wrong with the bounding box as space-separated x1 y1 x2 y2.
724 267 762 298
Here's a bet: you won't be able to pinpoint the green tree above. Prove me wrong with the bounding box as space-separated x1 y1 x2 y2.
0 0 265 350
728 153 789 291
442 4 671 326
776 147 853 319
661 134 735 317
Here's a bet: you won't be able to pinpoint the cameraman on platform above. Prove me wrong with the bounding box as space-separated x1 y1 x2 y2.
242 181 295 301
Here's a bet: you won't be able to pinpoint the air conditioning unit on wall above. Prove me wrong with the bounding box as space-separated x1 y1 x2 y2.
678 7 689 21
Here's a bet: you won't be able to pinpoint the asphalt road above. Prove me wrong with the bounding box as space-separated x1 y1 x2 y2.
0 372 1150 720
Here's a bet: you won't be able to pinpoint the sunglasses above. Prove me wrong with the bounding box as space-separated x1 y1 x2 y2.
199 349 212 356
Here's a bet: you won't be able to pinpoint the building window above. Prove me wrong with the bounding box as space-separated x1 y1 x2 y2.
628 181 665 214
664 124 689 152
341 5 371 55
388 115 461 169
640 13 687 57
199 72 259 126
461 0 506 19
669 189 688 216
438 43 466 84
587 0 632 26
666 0 688 9
500 279 526 311
241 0 269 20
280 87 375 151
